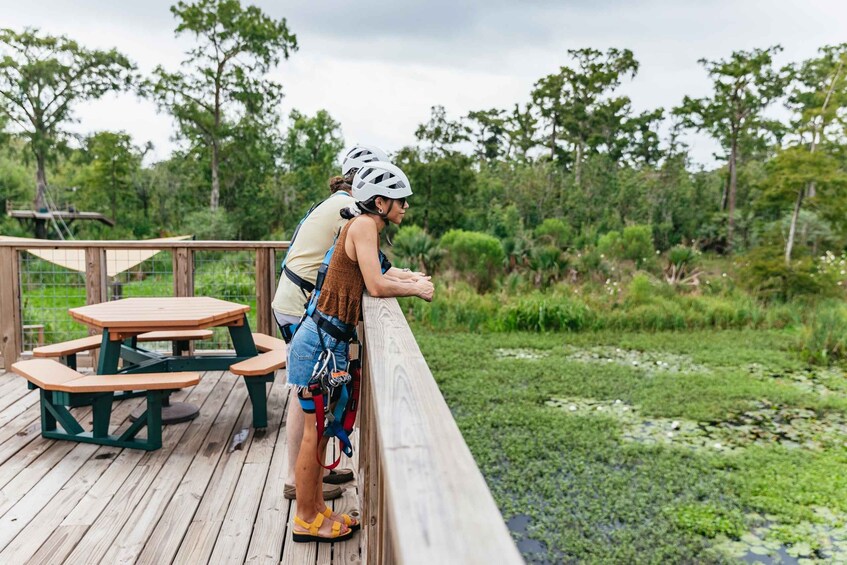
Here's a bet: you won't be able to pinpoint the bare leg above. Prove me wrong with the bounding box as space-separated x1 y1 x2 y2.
294 405 349 537
285 387 303 485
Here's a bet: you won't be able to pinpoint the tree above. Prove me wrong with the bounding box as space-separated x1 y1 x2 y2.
149 0 297 211
762 148 847 264
781 45 847 263
674 46 789 252
415 105 469 159
505 102 537 162
531 48 639 186
467 108 508 163
74 131 146 228
0 28 135 236
275 108 344 230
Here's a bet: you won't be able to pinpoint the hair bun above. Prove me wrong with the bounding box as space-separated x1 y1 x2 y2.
329 176 351 194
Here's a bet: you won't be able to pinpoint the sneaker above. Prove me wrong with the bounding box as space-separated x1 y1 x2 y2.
284 483 342 501
322 467 355 485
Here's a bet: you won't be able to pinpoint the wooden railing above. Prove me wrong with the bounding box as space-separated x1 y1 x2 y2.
0 240 288 367
359 296 523 564
0 239 524 563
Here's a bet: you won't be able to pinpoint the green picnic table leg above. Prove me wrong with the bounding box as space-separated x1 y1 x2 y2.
228 316 270 428
97 329 121 375
91 394 113 438
40 390 57 433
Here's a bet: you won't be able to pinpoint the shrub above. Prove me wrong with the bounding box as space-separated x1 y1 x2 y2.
597 225 655 267
597 230 623 258
741 246 838 302
195 263 254 299
392 225 442 273
665 245 701 286
440 230 505 293
533 218 572 248
529 244 569 288
626 273 656 306
621 225 655 266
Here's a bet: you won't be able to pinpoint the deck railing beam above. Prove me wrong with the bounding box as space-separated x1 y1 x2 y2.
359 295 523 564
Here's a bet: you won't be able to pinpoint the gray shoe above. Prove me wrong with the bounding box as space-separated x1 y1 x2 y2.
323 467 354 484
284 482 342 501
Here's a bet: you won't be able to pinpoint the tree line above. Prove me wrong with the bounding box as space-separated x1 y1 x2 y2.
1 0 846 272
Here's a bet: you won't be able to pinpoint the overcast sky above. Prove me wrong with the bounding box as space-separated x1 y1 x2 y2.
2 0 847 167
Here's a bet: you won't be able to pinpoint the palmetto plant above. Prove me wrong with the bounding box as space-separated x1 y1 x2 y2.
664 245 701 286
392 225 443 274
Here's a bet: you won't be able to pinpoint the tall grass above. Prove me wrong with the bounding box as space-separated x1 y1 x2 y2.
796 300 847 364
403 280 808 334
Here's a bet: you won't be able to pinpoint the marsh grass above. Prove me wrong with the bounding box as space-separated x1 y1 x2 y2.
416 327 847 563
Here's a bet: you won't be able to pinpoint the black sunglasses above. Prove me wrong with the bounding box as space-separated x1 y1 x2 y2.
393 197 408 207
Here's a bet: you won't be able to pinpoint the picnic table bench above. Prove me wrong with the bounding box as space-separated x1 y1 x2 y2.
11 358 199 450
33 329 214 369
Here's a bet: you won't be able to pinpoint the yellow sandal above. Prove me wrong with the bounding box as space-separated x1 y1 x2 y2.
321 506 360 531
292 512 354 543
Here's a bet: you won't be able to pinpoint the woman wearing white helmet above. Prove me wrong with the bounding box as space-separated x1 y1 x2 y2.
288 161 434 544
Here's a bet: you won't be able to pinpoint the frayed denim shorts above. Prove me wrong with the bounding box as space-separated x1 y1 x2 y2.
286 313 350 390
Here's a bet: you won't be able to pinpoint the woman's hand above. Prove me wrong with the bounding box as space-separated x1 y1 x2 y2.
415 278 435 302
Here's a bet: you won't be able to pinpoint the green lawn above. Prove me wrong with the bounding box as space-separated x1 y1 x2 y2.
415 328 847 564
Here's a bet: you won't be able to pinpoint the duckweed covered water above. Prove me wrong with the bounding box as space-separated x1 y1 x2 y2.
417 329 847 564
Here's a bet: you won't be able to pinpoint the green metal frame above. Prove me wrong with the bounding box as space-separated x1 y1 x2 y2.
38 388 166 450
91 315 273 430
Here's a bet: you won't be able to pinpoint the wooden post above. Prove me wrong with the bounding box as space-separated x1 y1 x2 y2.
173 247 195 355
0 247 22 369
85 247 107 368
173 247 194 297
255 248 274 336
85 247 108 305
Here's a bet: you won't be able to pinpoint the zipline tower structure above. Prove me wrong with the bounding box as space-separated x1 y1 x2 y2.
6 186 114 240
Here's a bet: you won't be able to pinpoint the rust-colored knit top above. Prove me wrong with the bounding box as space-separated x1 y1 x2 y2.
317 219 366 327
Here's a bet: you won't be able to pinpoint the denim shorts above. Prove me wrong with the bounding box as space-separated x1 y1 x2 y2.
286 313 350 390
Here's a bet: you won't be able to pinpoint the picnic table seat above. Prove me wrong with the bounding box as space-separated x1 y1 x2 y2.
230 349 286 429
33 329 214 369
251 332 287 353
11 359 200 451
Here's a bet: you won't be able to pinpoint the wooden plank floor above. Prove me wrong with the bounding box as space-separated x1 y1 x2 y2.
0 369 363 564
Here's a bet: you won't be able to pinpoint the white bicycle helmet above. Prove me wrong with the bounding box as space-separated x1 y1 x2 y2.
340 144 390 175
352 161 412 202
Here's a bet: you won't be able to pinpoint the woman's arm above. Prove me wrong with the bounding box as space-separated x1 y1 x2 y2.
347 218 434 301
385 266 428 282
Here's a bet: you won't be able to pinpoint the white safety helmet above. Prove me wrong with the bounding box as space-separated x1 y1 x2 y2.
340 144 390 175
352 161 413 203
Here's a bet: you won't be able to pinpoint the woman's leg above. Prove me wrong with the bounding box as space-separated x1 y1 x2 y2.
285 387 303 485
294 402 349 537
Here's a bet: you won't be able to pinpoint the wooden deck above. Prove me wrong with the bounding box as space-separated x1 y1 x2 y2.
0 368 362 564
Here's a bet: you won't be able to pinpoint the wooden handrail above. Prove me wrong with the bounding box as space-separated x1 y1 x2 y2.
360 296 523 564
0 240 289 250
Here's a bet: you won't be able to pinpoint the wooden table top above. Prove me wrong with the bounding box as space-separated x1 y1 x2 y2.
69 297 250 331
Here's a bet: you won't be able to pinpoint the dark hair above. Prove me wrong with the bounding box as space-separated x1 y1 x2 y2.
340 196 381 219
329 175 352 194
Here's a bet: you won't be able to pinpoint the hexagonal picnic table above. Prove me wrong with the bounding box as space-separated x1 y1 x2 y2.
69 297 261 423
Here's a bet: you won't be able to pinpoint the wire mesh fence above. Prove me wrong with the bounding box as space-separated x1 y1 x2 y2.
19 251 88 350
194 250 258 350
